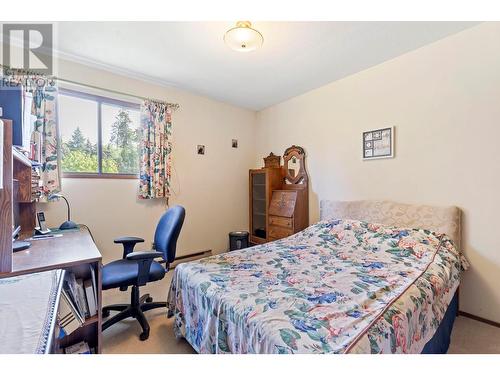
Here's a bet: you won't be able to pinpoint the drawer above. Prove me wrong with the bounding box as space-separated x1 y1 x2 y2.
269 215 293 229
268 225 293 240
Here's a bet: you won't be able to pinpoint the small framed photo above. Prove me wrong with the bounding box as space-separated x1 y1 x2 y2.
197 145 205 155
232 139 238 148
362 126 394 160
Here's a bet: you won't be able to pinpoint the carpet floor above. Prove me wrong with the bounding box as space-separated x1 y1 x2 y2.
102 273 500 354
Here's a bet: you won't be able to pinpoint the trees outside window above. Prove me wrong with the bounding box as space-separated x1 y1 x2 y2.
58 89 141 177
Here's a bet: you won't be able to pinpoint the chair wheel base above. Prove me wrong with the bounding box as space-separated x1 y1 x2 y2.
102 288 165 341
140 330 150 341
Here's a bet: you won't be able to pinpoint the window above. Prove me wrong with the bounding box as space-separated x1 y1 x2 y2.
59 88 141 178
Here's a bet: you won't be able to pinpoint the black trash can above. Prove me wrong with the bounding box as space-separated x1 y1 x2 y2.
229 231 249 251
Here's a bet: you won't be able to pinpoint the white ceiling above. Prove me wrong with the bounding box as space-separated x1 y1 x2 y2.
55 22 478 111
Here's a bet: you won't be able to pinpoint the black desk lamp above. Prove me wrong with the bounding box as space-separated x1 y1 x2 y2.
48 193 78 230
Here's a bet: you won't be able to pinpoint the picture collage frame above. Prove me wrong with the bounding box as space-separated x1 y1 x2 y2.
362 126 394 160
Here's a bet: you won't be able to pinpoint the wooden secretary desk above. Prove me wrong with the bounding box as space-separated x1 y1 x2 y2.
249 146 309 244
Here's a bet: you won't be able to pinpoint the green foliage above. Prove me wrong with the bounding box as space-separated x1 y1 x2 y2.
61 109 140 175
67 126 86 151
110 110 137 148
103 158 120 173
62 150 97 172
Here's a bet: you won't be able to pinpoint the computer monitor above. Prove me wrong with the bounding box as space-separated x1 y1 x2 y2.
0 85 30 149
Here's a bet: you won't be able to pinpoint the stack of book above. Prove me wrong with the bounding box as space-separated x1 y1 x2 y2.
31 165 41 201
57 266 98 337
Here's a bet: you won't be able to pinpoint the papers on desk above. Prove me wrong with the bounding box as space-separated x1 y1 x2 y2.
26 234 63 241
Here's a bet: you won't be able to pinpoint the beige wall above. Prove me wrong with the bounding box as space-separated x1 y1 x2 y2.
255 22 500 321
38 58 256 264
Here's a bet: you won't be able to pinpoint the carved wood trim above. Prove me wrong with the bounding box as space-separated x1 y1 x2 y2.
283 145 308 186
263 153 281 169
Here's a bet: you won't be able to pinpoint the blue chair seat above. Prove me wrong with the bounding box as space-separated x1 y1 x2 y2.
102 259 166 290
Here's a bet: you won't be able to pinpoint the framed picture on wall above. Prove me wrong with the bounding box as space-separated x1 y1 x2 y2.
362 126 394 160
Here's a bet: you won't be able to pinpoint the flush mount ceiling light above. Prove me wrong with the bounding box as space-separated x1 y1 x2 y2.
224 21 264 52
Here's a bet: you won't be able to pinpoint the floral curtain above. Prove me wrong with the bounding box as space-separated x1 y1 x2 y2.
138 100 173 200
3 74 61 200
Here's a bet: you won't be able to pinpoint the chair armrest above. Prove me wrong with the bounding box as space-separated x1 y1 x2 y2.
114 236 145 244
114 236 145 259
126 251 163 261
126 251 163 286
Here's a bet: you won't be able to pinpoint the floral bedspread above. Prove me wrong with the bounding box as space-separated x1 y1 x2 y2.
167 219 468 354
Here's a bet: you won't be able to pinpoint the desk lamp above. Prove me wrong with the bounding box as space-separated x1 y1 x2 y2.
48 193 78 230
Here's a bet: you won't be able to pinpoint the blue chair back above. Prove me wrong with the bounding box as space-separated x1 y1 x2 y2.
154 205 185 264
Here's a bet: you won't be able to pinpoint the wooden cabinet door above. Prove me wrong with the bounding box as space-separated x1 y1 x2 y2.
249 170 267 242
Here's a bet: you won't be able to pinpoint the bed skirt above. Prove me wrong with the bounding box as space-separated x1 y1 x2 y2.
421 292 459 354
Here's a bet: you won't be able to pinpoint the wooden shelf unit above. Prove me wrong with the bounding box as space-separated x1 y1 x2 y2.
0 120 13 273
13 146 38 235
55 260 102 353
0 120 102 353
0 118 42 273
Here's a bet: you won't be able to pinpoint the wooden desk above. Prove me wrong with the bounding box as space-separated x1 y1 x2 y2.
1 228 103 353
10 228 101 277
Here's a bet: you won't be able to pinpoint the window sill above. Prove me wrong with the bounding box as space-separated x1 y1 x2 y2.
62 173 139 180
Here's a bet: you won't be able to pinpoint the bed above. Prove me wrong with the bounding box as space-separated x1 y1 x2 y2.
167 200 469 354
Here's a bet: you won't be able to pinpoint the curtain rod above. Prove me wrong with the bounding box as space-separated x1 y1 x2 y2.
1 64 180 110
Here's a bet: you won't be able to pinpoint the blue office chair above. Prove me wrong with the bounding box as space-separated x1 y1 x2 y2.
101 205 185 340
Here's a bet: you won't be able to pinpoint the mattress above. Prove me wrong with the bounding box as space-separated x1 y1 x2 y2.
168 218 468 353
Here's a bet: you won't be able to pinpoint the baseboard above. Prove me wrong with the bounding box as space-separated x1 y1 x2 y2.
458 310 500 328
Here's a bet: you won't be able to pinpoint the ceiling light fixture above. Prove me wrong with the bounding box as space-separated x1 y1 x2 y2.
224 21 263 52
